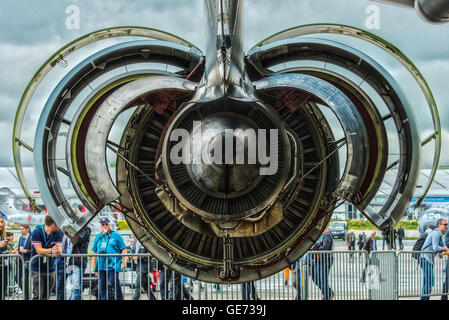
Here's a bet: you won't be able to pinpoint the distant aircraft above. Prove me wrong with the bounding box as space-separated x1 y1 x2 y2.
0 187 45 226
417 206 449 236
0 183 120 234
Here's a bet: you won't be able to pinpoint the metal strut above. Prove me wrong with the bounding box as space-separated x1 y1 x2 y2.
296 139 347 185
106 142 170 194
219 236 238 281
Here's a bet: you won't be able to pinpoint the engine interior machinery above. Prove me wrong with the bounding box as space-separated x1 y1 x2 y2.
13 0 444 282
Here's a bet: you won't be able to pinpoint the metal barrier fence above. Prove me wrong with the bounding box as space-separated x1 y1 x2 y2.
295 251 370 300
1 250 448 300
397 251 449 299
0 254 25 300
368 251 398 300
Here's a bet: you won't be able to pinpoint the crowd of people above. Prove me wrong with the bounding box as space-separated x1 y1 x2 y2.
343 227 406 254
0 214 178 300
1 213 449 300
291 220 449 300
0 213 222 300
291 227 407 300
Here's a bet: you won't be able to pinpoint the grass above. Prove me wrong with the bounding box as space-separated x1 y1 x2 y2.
345 219 418 230
116 219 418 232
117 221 130 230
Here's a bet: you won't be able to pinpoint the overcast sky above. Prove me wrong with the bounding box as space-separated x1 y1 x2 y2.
0 0 448 170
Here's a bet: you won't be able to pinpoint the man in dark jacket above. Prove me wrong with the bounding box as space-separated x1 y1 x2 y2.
362 231 380 282
66 226 91 300
381 229 387 250
393 229 398 250
345 230 356 257
310 227 334 300
132 240 157 300
126 237 137 271
363 232 377 253
358 232 366 256
16 224 32 299
241 281 259 300
397 227 405 250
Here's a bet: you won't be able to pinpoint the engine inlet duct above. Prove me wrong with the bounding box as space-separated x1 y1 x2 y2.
370 0 449 23
14 0 441 283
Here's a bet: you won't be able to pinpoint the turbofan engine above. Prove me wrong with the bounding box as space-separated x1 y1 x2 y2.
13 0 441 283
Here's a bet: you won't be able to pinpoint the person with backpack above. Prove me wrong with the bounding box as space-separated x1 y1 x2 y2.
418 219 449 300
412 230 430 260
412 223 435 258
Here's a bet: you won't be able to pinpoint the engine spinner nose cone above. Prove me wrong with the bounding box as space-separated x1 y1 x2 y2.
186 115 262 198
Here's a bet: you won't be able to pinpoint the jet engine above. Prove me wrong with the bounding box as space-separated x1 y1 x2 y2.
13 0 442 282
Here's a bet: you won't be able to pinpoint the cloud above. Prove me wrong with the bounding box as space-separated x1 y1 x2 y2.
0 0 204 48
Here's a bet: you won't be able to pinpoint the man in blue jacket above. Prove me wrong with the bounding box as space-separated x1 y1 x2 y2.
419 218 448 300
30 215 63 300
310 227 334 300
91 218 127 300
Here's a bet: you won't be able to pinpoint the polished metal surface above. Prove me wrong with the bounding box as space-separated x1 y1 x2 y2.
252 24 437 227
370 0 449 23
85 76 195 206
33 40 200 236
415 0 449 23
254 73 369 202
248 36 421 230
185 115 262 198
160 98 292 221
13 27 201 213
194 0 255 102
66 71 173 214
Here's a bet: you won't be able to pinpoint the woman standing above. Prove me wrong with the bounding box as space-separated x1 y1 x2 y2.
0 216 9 300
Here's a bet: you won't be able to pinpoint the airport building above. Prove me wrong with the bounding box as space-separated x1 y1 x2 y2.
326 169 448 220
2 167 448 220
